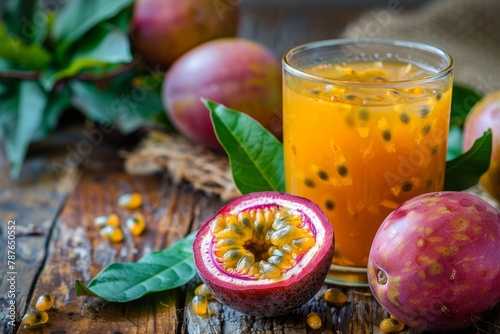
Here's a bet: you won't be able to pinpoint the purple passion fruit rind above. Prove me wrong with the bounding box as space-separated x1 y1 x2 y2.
193 191 335 317
368 191 500 332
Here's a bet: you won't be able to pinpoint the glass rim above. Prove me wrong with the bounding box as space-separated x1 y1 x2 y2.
282 38 454 87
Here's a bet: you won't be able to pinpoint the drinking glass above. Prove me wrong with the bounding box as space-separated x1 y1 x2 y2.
282 39 454 286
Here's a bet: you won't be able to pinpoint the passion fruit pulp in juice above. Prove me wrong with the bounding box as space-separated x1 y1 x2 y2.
283 61 452 268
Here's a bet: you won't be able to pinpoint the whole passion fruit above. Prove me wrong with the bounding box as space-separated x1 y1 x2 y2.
163 38 282 151
131 0 239 67
463 90 500 202
193 191 334 317
368 191 500 332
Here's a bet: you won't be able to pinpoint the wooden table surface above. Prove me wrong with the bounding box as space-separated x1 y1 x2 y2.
1 3 499 334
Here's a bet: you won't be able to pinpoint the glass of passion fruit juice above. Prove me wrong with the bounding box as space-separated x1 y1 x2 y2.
282 39 454 286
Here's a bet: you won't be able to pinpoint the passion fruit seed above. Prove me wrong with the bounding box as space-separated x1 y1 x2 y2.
399 112 410 124
93 214 119 228
22 309 49 326
35 294 54 311
304 178 315 187
323 288 347 305
337 165 348 177
420 106 430 118
126 213 146 236
422 124 431 135
380 317 405 332
211 206 316 279
192 294 208 316
317 170 329 181
100 225 124 243
194 284 214 300
117 192 142 210
306 312 322 329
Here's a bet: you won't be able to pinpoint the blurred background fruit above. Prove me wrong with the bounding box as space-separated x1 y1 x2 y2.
130 0 240 68
162 38 282 151
463 90 500 201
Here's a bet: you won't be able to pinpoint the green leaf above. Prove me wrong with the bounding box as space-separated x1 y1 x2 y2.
206 99 285 194
0 81 48 179
52 0 133 59
41 23 132 91
444 130 492 191
2 0 37 44
446 127 463 160
0 24 52 70
33 86 72 140
450 83 484 128
70 80 162 133
75 233 197 302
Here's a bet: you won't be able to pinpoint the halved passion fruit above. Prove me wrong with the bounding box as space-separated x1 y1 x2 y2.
193 191 335 317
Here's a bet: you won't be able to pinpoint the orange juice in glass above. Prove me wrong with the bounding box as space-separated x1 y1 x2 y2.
282 39 453 286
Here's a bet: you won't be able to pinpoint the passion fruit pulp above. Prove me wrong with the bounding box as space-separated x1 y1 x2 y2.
193 191 334 317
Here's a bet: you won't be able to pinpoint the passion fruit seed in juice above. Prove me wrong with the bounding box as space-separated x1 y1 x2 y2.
100 225 124 243
193 192 334 317
380 317 405 333
283 60 451 268
306 312 322 329
194 283 214 300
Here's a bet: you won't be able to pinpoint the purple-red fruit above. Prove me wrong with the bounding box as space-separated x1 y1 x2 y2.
131 0 239 68
193 191 334 317
463 90 500 202
368 191 500 332
163 38 282 151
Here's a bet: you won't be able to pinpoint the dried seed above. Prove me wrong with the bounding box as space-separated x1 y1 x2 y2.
382 129 392 141
401 182 413 192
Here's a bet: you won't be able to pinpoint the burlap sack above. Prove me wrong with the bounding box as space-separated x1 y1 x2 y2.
341 0 500 94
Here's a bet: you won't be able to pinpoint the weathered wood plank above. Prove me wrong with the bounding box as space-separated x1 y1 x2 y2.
15 135 226 333
0 130 81 334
